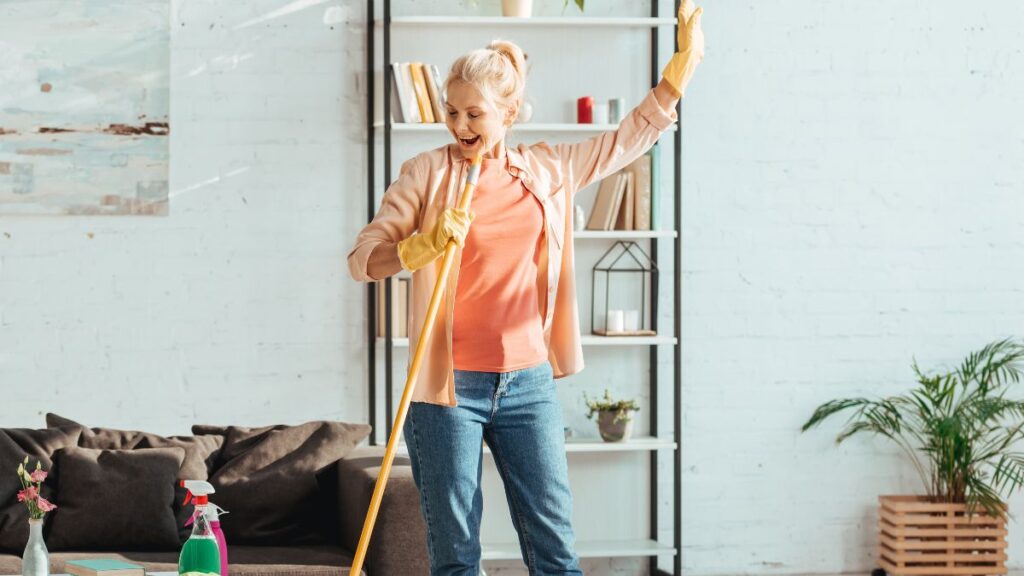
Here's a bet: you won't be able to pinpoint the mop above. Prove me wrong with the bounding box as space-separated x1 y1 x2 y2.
349 151 485 576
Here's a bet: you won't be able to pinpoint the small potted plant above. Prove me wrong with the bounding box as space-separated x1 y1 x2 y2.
16 457 57 576
801 338 1024 576
584 389 639 442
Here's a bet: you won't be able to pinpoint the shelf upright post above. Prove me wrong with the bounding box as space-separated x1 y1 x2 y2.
383 0 396 446
672 0 684 573
648 0 663 573
366 0 378 446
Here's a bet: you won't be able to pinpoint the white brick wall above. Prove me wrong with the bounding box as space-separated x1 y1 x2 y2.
680 0 1024 574
2 0 1023 575
0 0 366 430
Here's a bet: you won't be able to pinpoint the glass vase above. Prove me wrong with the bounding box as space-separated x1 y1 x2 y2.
22 518 49 576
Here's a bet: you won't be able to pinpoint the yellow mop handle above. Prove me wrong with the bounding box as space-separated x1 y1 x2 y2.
349 153 483 576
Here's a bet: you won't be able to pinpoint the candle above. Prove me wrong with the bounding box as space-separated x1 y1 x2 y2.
609 98 624 124
624 309 640 331
606 309 624 333
577 96 593 124
592 102 609 125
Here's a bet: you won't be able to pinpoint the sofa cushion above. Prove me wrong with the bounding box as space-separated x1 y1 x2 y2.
47 446 185 552
46 413 226 544
0 427 82 552
194 420 371 545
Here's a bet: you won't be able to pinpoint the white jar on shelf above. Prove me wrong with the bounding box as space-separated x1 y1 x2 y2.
517 100 533 123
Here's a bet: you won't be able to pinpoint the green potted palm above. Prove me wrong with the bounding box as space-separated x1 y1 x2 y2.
801 338 1024 576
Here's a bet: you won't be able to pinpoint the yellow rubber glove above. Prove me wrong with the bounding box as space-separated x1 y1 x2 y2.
661 0 705 98
397 207 475 272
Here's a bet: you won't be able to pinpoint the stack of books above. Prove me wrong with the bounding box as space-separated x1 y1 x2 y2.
586 145 661 231
377 277 409 338
390 62 446 124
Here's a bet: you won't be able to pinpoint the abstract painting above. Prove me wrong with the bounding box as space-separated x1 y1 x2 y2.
0 1 169 216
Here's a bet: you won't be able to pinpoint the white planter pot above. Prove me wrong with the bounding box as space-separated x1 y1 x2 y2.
501 0 533 17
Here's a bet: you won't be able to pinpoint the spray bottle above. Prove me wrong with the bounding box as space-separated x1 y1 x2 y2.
206 502 229 576
179 480 229 576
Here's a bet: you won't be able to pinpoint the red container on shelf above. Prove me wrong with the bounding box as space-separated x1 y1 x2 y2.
577 96 593 124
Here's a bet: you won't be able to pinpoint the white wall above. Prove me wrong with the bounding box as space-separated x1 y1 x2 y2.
2 0 1024 575
0 0 366 430
680 1 1024 574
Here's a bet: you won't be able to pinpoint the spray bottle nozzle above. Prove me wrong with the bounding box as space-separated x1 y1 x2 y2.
180 479 215 507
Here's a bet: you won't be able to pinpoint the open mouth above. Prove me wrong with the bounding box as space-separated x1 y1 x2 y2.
458 135 480 146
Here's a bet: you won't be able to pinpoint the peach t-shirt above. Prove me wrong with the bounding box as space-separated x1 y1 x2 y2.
452 154 547 372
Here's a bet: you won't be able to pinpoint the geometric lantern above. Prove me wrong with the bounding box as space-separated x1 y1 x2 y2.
591 240 658 336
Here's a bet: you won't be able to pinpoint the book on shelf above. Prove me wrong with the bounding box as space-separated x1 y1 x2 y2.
400 63 422 123
377 277 409 338
612 171 634 231
624 151 651 231
409 62 435 123
388 68 405 123
65 559 145 576
422 63 446 122
586 172 625 231
428 64 446 113
649 143 660 230
390 62 417 123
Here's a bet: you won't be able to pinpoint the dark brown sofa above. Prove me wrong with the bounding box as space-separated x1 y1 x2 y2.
0 421 429 576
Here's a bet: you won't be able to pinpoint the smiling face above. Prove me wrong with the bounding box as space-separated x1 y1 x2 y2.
444 79 515 159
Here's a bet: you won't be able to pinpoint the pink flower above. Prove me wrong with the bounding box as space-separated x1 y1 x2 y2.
29 469 47 483
36 497 57 512
17 486 38 502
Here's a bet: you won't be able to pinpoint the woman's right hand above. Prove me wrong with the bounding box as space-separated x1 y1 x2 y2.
397 208 475 271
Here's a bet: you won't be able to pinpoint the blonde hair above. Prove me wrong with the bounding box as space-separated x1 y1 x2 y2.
445 39 528 125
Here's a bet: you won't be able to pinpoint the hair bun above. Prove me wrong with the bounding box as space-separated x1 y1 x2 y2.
487 40 528 78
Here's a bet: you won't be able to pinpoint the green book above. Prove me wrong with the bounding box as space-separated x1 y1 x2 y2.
65 559 145 576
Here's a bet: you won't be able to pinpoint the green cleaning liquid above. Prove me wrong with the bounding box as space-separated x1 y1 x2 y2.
179 535 220 576
179 500 221 576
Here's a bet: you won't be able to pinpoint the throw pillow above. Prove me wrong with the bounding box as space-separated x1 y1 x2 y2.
47 446 185 551
45 413 224 543
0 427 82 552
194 420 371 544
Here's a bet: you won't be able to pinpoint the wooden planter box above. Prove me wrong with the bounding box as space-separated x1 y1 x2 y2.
878 495 1007 576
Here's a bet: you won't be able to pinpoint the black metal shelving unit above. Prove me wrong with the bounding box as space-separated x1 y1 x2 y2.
363 2 683 574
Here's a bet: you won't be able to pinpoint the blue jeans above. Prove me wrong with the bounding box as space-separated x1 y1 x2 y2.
403 360 584 576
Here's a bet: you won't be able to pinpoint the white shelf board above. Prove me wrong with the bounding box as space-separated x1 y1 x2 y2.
564 436 676 452
574 230 677 239
481 538 676 560
392 436 675 456
376 16 678 28
374 122 676 133
580 335 677 346
377 335 677 347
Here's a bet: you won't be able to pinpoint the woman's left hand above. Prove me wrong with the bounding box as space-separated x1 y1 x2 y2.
661 0 705 98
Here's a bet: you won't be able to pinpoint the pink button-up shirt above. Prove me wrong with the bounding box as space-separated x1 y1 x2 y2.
348 88 677 407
